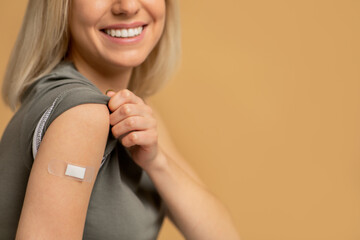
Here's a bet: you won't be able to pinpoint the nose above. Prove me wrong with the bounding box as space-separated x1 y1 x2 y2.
112 0 140 16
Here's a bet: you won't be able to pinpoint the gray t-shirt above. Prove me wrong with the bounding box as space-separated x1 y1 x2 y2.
0 61 165 239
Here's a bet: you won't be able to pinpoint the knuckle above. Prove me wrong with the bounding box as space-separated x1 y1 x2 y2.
130 132 138 142
125 105 132 115
127 118 136 127
121 89 131 98
121 105 131 115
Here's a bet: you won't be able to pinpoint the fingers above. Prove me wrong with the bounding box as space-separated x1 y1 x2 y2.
121 129 158 148
109 103 153 126
107 90 158 153
107 89 144 112
111 116 157 139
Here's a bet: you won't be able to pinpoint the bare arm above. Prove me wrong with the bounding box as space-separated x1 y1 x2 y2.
149 107 240 240
153 108 206 188
106 89 240 240
16 104 110 240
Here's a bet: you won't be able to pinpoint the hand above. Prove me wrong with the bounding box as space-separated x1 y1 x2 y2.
107 89 159 171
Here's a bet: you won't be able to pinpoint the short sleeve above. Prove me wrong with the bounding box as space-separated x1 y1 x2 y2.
31 86 117 167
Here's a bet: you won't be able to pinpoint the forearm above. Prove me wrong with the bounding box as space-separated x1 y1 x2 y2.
146 152 240 240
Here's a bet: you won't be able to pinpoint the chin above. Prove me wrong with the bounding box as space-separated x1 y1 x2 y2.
107 54 149 68
111 59 145 69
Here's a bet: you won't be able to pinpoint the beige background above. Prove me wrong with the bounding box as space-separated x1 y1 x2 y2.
1 0 360 239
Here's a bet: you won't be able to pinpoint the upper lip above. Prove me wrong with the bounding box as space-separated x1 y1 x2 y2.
101 22 147 30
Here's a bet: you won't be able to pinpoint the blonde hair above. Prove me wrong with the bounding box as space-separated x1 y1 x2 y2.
2 0 181 110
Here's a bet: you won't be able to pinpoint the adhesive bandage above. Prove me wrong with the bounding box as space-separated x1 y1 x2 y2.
48 158 95 182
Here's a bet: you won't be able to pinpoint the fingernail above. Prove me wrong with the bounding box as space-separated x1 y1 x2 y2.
106 89 115 96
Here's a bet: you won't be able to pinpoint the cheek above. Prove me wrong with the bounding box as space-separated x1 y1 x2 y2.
69 0 106 31
148 0 166 40
69 4 87 38
143 0 166 22
156 0 166 22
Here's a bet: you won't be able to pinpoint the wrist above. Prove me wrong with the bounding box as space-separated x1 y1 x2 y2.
144 150 169 175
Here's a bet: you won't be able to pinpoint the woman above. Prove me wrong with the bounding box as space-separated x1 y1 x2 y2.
0 0 240 239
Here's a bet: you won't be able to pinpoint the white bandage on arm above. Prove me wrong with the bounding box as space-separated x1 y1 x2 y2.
65 164 86 179
48 158 95 182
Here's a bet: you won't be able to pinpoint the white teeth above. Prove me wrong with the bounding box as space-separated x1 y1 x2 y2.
128 29 135 37
104 26 144 38
111 29 116 37
121 29 128 37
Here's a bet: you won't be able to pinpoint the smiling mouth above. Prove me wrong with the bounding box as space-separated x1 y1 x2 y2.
101 25 146 38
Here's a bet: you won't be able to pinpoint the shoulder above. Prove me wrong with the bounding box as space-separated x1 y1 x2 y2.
48 103 110 137
40 103 110 165
23 61 107 109
34 61 110 163
28 65 111 161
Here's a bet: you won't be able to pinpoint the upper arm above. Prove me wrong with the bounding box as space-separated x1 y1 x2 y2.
16 104 110 240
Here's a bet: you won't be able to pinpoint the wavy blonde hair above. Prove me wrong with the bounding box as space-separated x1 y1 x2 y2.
2 0 181 110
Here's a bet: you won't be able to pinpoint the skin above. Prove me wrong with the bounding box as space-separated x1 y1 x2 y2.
16 0 240 239
16 104 110 239
68 0 165 93
107 91 240 240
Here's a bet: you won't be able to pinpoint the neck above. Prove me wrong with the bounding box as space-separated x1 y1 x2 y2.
68 52 133 94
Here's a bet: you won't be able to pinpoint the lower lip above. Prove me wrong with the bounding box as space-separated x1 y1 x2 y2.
101 26 147 45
